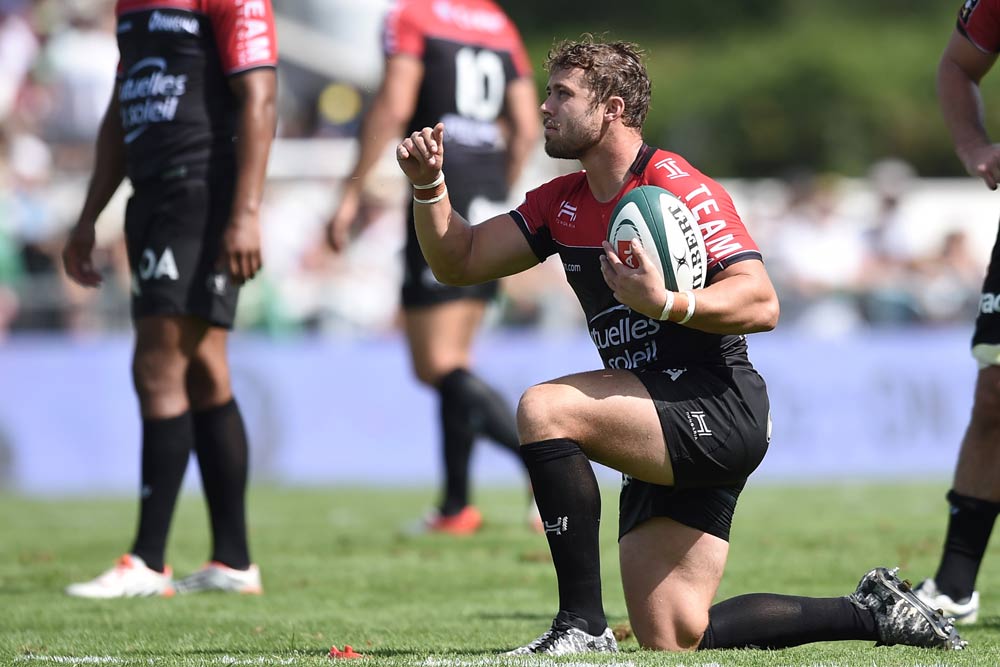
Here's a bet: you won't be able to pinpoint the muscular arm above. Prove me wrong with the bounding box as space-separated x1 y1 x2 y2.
601 240 779 335
399 123 539 284
62 88 126 287
327 55 422 250
938 29 1000 188
222 67 277 282
503 76 541 190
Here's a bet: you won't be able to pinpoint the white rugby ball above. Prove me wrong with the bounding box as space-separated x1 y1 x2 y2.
607 185 707 291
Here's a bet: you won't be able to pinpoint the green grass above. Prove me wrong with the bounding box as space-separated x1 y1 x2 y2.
3 482 1000 666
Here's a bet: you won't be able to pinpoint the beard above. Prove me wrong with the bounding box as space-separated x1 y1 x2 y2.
543 118 602 159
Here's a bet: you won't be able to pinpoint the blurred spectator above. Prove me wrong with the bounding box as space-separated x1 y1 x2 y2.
0 0 39 125
767 171 872 335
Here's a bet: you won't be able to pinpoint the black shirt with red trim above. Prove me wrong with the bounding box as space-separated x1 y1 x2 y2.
115 0 277 182
511 145 764 371
383 0 531 163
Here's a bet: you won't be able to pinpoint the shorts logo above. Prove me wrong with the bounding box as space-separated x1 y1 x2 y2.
980 292 1000 314
543 516 569 536
207 272 228 296
138 247 179 281
686 410 712 439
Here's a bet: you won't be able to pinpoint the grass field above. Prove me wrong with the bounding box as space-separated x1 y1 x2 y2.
4 482 1000 666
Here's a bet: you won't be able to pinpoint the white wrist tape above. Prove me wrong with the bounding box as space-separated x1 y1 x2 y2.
658 291 675 321
679 290 696 324
413 188 448 205
412 172 445 189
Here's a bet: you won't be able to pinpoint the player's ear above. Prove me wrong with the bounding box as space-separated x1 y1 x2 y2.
604 96 625 122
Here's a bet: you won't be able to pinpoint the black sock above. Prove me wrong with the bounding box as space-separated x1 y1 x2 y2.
193 399 251 570
520 438 606 634
438 372 475 516
934 490 1000 601
437 369 520 515
131 412 195 572
698 594 877 649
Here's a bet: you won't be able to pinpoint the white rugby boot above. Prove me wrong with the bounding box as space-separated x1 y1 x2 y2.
65 554 174 599
174 562 262 594
914 578 980 625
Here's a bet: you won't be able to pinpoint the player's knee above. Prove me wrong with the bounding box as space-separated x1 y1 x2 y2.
131 350 183 400
635 610 707 652
186 356 231 409
516 383 572 442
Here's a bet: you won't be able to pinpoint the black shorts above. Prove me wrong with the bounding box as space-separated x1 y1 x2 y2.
972 224 1000 366
125 171 239 328
618 364 771 542
401 153 506 309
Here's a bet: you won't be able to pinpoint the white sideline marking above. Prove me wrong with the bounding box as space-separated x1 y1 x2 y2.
422 659 637 667
14 657 295 666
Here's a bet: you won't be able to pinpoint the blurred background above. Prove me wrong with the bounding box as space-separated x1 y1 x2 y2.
0 0 992 494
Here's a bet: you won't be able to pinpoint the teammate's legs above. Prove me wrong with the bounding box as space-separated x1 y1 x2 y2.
129 314 208 572
405 299 520 517
917 236 1000 616
186 326 253 570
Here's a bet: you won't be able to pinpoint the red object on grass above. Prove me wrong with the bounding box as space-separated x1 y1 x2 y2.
328 645 365 659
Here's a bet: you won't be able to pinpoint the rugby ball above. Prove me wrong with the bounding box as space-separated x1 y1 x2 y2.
608 185 707 291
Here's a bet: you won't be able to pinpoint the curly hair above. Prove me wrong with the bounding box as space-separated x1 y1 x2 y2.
544 34 651 129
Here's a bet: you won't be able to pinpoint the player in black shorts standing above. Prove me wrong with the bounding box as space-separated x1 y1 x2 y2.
61 0 277 597
395 35 966 653
912 0 1000 625
326 0 540 534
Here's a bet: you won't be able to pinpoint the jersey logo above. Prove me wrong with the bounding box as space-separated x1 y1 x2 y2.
556 200 578 225
148 10 200 35
961 0 980 23
653 157 690 180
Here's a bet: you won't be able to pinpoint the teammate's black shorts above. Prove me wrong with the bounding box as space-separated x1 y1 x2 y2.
125 168 239 328
972 223 1000 367
401 152 507 309
618 364 771 542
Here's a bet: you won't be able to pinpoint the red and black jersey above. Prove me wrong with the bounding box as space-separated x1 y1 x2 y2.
512 145 763 371
383 0 531 164
957 0 1000 51
114 0 277 182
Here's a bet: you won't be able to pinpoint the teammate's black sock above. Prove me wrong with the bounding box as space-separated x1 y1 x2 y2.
193 399 251 570
440 369 520 452
438 372 475 516
934 490 1000 602
437 369 520 515
521 438 606 634
131 412 195 572
698 594 878 649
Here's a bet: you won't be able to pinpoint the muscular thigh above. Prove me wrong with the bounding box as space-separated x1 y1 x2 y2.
620 516 728 651
517 369 674 485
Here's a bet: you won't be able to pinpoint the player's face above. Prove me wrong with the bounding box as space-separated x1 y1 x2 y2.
541 67 603 159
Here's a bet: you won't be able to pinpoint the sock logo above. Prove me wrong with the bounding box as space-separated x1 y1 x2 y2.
544 516 569 535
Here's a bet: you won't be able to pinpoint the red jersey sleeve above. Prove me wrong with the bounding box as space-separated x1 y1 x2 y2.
959 0 1000 53
384 0 425 59
511 179 567 261
205 0 278 74
644 151 761 273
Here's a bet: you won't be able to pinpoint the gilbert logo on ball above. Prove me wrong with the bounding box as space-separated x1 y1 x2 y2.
608 185 707 291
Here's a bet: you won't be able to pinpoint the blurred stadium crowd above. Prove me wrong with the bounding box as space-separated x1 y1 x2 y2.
0 0 990 342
